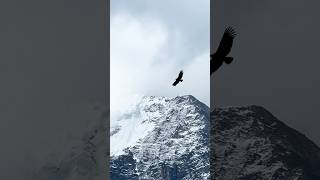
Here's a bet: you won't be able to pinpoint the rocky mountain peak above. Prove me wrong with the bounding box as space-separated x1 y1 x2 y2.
212 105 320 179
111 95 210 179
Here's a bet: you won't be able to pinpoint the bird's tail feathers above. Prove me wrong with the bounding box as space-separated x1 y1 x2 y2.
224 57 233 64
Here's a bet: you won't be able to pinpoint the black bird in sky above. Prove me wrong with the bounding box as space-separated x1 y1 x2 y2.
211 27 236 75
172 70 183 86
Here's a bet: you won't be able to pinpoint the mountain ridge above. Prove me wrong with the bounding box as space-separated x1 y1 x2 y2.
110 95 210 179
211 105 320 179
33 96 320 180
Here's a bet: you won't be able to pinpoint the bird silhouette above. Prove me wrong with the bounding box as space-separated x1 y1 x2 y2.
211 27 236 75
172 71 183 86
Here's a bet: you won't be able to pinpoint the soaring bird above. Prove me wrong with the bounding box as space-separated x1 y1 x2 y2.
172 70 183 86
211 27 236 75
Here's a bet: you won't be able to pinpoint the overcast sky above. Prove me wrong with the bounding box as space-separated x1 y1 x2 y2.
110 0 210 121
212 0 320 146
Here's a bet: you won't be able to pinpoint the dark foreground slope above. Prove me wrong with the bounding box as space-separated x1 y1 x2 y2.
211 105 320 180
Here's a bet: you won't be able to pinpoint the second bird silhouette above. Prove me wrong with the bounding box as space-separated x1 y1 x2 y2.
211 27 236 75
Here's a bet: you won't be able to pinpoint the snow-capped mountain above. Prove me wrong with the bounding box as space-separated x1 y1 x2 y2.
110 95 210 179
33 97 320 180
211 105 320 179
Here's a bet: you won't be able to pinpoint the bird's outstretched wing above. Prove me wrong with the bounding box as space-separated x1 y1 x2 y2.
172 80 179 86
177 71 183 79
172 70 183 86
215 27 236 57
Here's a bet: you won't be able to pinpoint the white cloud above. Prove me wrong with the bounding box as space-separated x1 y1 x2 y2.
110 0 210 57
111 12 209 122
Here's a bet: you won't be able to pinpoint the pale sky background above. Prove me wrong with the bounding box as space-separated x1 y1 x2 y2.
110 0 210 121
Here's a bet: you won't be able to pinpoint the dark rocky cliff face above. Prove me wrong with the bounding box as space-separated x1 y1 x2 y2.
211 105 320 180
110 151 139 180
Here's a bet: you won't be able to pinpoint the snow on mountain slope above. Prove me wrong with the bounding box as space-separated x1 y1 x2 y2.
110 95 210 179
33 98 320 180
211 105 320 180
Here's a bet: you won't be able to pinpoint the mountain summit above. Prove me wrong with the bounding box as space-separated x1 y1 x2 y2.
110 95 210 179
212 105 320 179
34 97 320 180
